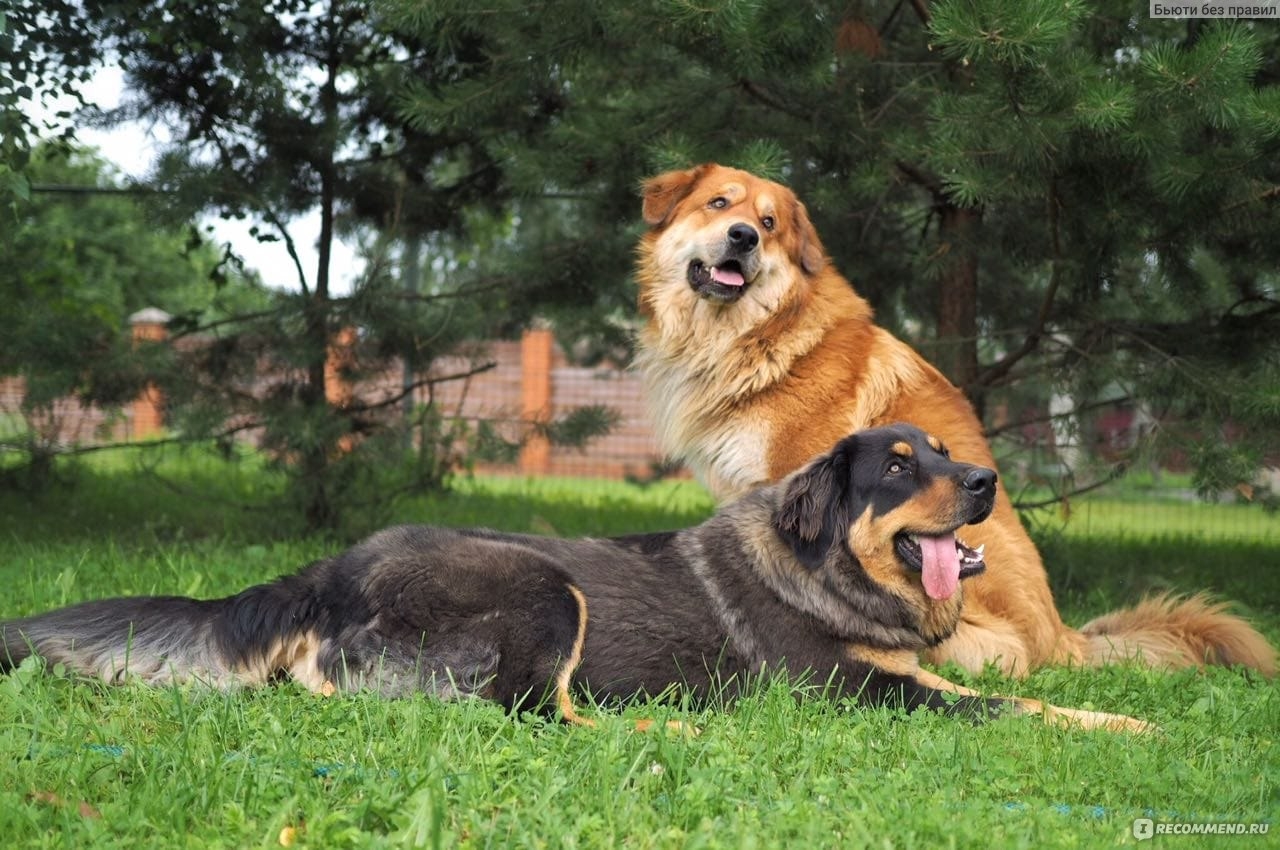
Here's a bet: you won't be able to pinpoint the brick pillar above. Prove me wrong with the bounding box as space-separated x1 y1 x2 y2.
325 326 358 407
518 327 554 475
325 327 360 454
129 308 171 440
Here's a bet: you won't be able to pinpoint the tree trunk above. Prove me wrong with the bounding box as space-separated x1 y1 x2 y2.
301 15 343 531
935 204 981 406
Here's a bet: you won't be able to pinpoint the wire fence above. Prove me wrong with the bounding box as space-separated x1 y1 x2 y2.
2 325 1276 542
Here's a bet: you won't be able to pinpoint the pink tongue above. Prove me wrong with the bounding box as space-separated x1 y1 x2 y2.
920 533 961 601
710 265 745 287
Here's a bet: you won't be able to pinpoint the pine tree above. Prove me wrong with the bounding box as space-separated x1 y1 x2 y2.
388 0 1280 502
11 0 614 529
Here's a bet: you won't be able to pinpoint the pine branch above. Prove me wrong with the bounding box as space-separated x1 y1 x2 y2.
974 178 1064 390
204 131 312 295
1148 186 1280 249
879 0 909 37
0 420 263 457
344 284 509 305
169 307 285 339
1221 183 1280 215
1012 468 1126 511
340 362 497 415
29 183 170 196
908 0 931 26
984 395 1130 440
894 159 946 201
736 78 812 122
1225 295 1280 318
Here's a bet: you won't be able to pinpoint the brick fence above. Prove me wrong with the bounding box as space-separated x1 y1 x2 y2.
409 328 670 479
0 314 671 481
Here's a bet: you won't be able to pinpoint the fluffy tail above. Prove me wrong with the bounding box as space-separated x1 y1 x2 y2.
1 596 233 685
1 580 327 690
1081 593 1277 677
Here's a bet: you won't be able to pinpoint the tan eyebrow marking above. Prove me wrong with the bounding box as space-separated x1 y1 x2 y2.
926 434 943 453
755 191 777 220
891 441 914 457
720 183 745 203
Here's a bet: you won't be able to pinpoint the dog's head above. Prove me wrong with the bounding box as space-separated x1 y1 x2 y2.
637 163 825 315
773 423 995 631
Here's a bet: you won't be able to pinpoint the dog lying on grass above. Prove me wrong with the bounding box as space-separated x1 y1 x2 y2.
1 424 1147 732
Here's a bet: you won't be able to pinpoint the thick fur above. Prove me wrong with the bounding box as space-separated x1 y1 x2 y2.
634 163 1276 679
1 425 1145 732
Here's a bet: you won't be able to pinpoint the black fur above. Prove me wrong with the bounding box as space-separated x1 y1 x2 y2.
2 424 1006 720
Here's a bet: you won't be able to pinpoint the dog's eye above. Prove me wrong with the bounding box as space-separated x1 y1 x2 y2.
709 196 728 209
886 461 906 476
761 215 775 231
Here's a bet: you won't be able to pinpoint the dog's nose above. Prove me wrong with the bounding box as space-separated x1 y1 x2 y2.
963 467 997 495
727 223 759 252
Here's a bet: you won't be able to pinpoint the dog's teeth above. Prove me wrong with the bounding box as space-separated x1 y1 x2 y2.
975 544 985 556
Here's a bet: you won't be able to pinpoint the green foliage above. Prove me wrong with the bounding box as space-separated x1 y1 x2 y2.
0 1 99 204
931 0 1090 68
0 145 268 482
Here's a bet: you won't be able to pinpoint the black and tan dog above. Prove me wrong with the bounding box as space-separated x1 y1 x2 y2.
1 425 1147 732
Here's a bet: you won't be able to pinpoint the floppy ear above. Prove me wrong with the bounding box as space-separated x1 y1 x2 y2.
641 165 706 227
791 200 826 275
773 447 852 570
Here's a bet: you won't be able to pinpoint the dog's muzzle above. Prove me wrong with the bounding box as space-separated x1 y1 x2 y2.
686 223 760 303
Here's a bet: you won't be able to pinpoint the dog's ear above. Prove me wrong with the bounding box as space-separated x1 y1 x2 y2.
641 165 707 227
774 447 852 570
790 200 826 275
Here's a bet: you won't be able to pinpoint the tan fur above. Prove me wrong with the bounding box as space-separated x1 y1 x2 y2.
555 585 594 727
635 163 1277 680
845 644 919 678
738 501 931 650
548 586 692 734
912 667 1153 734
846 496 969 646
1082 593 1276 675
238 630 329 692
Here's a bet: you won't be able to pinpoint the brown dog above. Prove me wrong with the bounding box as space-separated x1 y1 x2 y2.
634 163 1276 679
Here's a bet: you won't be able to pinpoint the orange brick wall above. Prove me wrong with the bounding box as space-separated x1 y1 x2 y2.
0 331 676 481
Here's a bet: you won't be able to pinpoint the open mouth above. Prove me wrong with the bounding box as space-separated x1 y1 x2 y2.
894 532 986 602
687 259 749 302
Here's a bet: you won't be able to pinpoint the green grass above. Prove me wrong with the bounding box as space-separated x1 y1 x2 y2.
1 457 1277 848
1024 498 1280 544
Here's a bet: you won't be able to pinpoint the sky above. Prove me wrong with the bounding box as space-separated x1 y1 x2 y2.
45 66 362 294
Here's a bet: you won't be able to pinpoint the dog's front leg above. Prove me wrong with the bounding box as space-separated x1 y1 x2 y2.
912 668 1154 733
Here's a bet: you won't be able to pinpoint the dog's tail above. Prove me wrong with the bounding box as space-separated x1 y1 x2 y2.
1 596 233 684
1 579 328 690
1080 593 1276 676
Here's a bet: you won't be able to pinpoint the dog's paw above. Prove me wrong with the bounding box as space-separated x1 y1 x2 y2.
1040 704 1157 734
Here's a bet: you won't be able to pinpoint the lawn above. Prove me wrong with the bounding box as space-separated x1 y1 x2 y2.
0 454 1277 848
